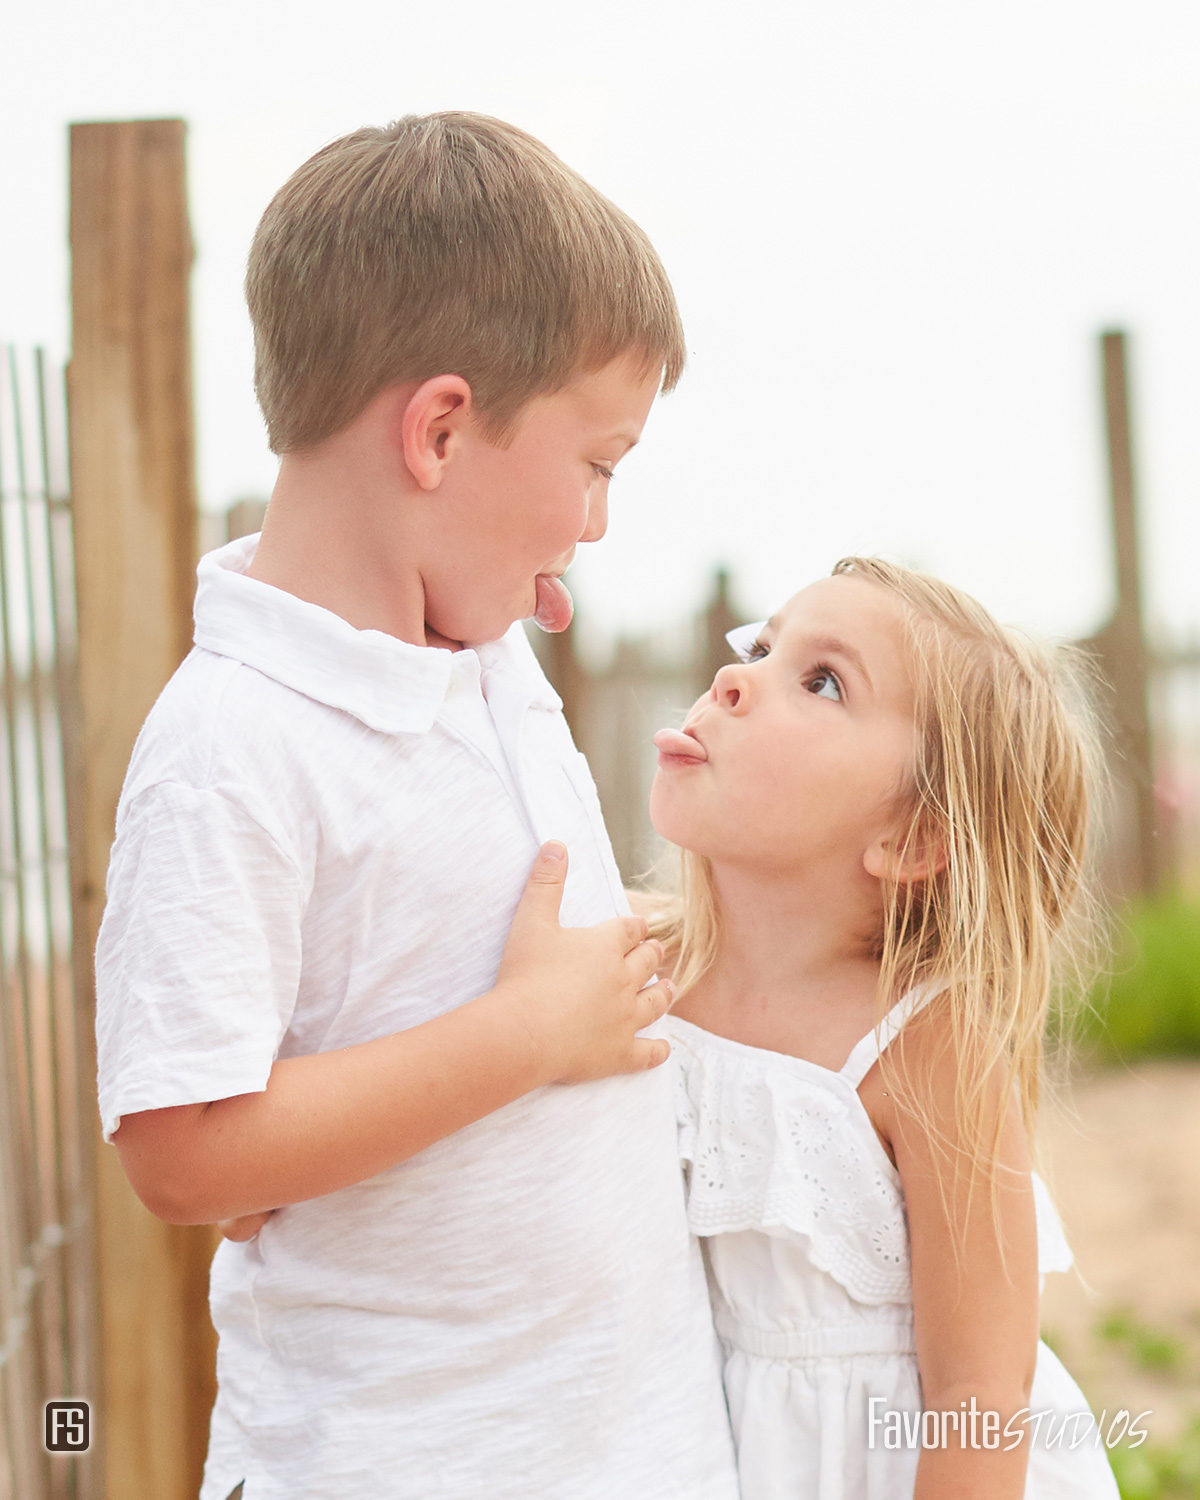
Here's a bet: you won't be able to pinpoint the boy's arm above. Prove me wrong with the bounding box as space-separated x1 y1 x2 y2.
113 843 671 1224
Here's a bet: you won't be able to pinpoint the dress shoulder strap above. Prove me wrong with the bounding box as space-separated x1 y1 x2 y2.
838 983 940 1089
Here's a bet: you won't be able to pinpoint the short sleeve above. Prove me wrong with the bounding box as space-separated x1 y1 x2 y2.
95 780 306 1141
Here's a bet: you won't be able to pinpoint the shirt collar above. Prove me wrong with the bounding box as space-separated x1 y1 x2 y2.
193 535 561 733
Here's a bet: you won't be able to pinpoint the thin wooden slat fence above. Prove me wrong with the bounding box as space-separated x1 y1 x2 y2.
0 346 97 1499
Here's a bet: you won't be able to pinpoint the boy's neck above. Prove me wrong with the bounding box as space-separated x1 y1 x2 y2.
246 445 460 651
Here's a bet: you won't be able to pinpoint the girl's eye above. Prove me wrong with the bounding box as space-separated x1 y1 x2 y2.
807 668 842 702
592 464 615 481
746 638 770 661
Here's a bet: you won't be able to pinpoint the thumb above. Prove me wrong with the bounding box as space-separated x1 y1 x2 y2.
514 841 568 925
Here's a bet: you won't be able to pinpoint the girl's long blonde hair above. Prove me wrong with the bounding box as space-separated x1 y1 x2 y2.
651 557 1107 1210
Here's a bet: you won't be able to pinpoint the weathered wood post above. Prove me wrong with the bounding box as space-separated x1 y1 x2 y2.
697 566 738 698
69 117 218 1500
1099 330 1170 896
548 617 583 740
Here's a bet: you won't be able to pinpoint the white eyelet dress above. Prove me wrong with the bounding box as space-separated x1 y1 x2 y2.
667 996 1120 1500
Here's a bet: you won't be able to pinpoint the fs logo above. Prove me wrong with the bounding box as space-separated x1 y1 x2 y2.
45 1401 90 1452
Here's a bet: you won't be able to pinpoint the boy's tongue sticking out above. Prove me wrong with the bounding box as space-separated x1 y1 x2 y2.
533 572 574 632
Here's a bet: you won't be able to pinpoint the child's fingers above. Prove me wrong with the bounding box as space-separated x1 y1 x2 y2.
627 938 665 988
637 976 675 1028
599 914 649 953
629 1035 672 1071
510 842 569 929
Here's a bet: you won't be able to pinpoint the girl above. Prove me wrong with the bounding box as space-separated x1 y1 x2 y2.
648 557 1120 1499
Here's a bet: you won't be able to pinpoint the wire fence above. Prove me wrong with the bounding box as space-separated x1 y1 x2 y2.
0 347 96 1500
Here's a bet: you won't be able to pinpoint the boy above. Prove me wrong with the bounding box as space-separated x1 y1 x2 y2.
96 114 737 1499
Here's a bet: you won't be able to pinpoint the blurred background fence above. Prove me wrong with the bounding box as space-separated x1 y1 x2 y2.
223 465 1200 902
525 572 1200 899
532 330 1199 904
0 346 96 1499
1153 640 1200 893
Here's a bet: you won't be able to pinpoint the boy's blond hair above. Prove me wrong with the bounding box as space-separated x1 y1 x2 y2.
246 112 686 453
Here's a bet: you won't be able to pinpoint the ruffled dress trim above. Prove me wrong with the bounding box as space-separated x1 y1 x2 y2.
668 1004 1073 1307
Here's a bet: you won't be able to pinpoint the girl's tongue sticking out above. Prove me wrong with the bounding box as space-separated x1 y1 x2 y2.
653 727 708 764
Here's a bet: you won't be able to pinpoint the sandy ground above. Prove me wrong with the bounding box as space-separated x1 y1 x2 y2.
1037 1059 1200 1444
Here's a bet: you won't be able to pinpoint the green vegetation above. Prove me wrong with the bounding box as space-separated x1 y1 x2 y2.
1084 1307 1200 1498
1099 1306 1187 1375
1047 903 1200 1498
1076 899 1200 1061
1109 1418 1200 1500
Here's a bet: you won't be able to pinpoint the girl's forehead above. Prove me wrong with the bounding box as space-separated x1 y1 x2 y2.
776 574 911 638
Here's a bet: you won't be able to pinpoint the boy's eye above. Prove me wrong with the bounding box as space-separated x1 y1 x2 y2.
592 464 615 481
746 638 770 661
807 668 842 702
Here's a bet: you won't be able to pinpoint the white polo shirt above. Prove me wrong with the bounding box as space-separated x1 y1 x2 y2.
94 536 736 1500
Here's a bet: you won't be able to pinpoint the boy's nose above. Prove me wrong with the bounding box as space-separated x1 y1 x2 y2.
581 489 608 543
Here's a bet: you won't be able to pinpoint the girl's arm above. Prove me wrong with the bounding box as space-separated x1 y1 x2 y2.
873 1006 1040 1500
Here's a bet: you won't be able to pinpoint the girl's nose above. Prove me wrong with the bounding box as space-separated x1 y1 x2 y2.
712 663 748 711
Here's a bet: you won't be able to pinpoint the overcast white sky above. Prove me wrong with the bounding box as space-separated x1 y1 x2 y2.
4 0 1200 647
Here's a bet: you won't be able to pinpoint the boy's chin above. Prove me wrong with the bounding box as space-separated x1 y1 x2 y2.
429 577 572 645
427 604 519 648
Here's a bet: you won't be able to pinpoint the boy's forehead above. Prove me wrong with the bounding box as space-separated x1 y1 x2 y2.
548 354 661 431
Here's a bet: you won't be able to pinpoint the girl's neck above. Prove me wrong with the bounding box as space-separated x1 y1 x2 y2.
674 860 886 1069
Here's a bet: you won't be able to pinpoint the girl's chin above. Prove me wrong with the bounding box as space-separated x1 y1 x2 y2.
648 786 707 854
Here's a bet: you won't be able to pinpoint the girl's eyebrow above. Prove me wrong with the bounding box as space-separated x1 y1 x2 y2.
806 634 873 690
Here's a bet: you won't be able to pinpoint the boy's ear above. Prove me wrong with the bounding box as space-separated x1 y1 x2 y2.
398 375 474 491
862 831 946 886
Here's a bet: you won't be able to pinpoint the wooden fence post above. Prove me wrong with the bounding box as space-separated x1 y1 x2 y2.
548 617 582 739
1099 330 1170 896
68 118 217 1500
697 567 738 697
